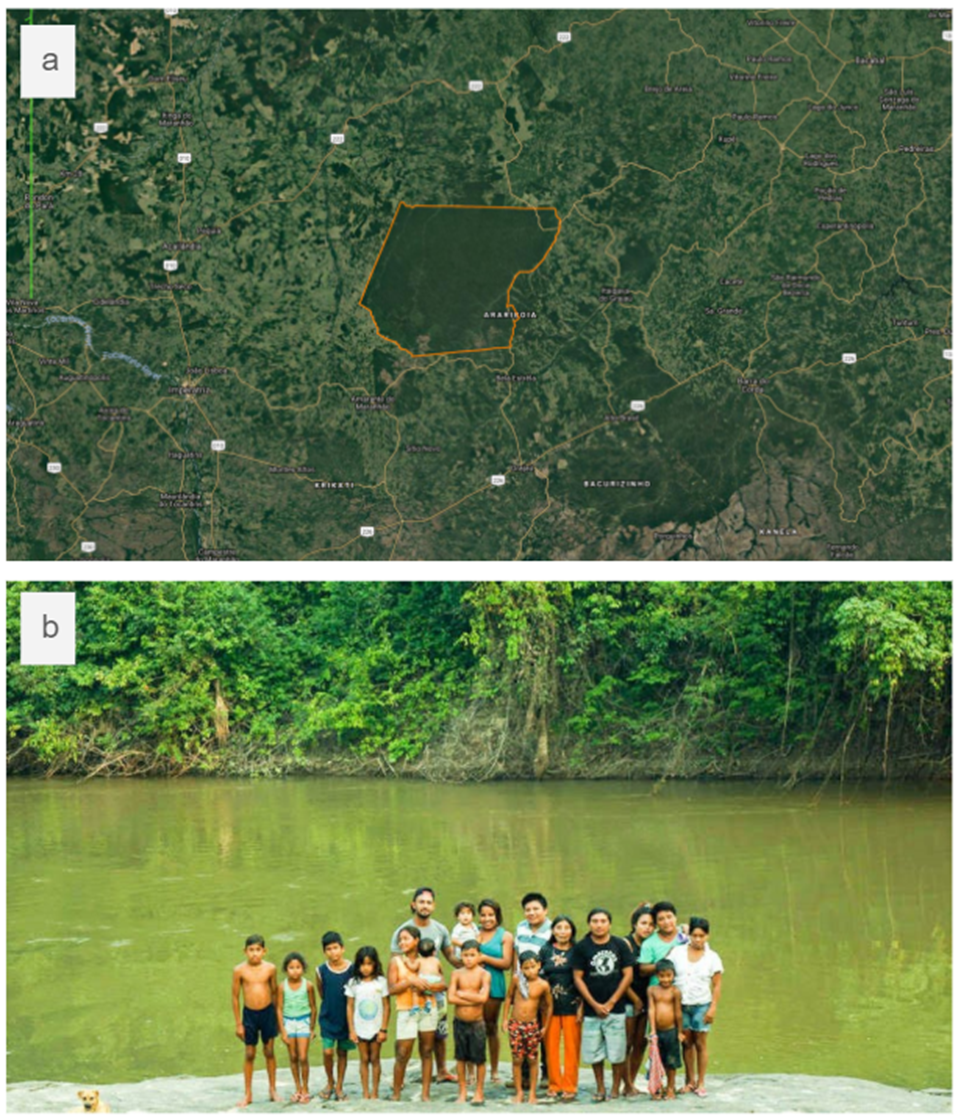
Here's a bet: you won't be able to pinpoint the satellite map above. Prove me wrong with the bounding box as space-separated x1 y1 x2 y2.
6 9 952 560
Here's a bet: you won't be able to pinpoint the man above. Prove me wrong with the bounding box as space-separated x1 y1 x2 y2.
390 886 458 1084
514 892 552 1087
572 907 635 1100
514 892 553 962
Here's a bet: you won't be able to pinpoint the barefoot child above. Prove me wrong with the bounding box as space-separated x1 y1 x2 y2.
389 926 436 1102
503 952 553 1104
647 959 685 1100
231 934 280 1107
315 931 354 1101
346 947 391 1100
668 917 723 1098
278 952 317 1103
448 941 492 1104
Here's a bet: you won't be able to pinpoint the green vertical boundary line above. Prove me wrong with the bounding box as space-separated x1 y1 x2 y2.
28 9 35 297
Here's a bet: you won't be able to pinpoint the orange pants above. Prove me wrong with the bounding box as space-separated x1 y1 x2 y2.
544 1014 581 1094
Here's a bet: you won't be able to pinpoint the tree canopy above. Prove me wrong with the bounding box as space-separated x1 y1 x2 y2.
6 582 950 780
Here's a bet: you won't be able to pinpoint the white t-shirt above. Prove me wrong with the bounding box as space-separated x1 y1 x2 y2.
666 944 724 1006
345 975 389 1039
451 920 480 958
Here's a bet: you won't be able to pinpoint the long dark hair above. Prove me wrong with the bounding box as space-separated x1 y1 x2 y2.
353 945 384 978
551 914 577 944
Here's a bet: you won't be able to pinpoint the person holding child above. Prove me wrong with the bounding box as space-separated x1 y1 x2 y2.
389 887 458 1085
388 925 437 1102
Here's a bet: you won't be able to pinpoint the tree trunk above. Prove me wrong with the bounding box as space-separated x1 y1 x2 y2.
533 707 549 779
214 680 229 744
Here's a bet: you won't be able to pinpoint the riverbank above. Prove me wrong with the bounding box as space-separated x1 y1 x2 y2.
8 1066 951 1113
7 745 951 783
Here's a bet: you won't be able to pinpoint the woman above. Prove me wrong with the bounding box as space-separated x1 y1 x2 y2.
476 897 514 1084
624 904 655 1094
538 914 582 1101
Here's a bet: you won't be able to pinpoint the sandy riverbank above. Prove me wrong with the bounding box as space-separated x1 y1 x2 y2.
8 1063 951 1113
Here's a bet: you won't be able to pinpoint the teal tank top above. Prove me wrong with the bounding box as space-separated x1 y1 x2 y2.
283 977 311 1018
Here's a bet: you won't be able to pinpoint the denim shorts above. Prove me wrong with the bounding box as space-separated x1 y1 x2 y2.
682 1003 711 1032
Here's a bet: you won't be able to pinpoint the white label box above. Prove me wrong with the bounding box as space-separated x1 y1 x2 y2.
20 592 76 665
21 24 76 99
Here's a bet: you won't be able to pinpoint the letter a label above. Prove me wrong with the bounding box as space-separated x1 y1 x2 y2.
21 24 76 98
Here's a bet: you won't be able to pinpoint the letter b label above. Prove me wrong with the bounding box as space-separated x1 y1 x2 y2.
20 592 76 664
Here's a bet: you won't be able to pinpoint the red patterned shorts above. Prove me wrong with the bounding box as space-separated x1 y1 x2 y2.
508 1019 541 1062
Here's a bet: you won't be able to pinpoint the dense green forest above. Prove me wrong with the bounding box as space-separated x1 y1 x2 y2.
6 582 951 781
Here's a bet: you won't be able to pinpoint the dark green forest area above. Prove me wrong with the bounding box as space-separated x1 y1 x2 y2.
6 582 951 781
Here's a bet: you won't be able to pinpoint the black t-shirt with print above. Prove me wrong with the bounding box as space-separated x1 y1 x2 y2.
570 934 635 1016
538 942 580 1016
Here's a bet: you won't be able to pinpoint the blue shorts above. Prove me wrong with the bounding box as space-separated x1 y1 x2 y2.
284 1015 312 1038
682 1003 711 1032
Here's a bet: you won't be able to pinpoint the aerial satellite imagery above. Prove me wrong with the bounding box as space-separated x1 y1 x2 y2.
6 9 952 560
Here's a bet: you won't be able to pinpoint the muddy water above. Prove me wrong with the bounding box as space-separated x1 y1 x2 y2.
6 778 950 1089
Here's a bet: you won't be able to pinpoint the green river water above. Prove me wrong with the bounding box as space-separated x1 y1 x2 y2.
6 777 950 1091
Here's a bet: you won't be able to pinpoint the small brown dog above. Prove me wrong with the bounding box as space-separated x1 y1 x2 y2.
71 1089 111 1113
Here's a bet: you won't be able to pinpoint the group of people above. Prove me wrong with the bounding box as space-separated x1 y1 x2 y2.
231 887 724 1107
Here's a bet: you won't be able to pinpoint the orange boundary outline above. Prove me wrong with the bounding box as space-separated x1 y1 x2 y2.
358 202 562 357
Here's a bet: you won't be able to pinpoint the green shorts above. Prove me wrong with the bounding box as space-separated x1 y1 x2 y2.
321 1035 357 1052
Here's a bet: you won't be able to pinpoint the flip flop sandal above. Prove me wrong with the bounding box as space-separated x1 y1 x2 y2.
694 1088 707 1098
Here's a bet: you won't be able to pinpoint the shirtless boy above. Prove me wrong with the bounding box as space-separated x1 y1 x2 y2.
647 959 686 1100
503 952 553 1104
448 941 492 1104
231 934 280 1107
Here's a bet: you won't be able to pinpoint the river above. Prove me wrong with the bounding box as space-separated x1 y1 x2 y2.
6 777 950 1091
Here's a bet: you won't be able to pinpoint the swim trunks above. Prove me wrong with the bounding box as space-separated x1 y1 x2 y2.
656 1027 682 1070
454 1018 487 1065
243 1004 279 1045
508 1019 541 1062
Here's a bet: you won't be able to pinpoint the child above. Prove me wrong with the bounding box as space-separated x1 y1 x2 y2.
448 940 492 1104
278 952 317 1103
388 925 436 1102
315 931 354 1101
231 934 280 1108
647 959 685 1100
345 946 390 1100
503 952 553 1104
451 902 480 959
418 937 449 1019
668 917 723 1099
